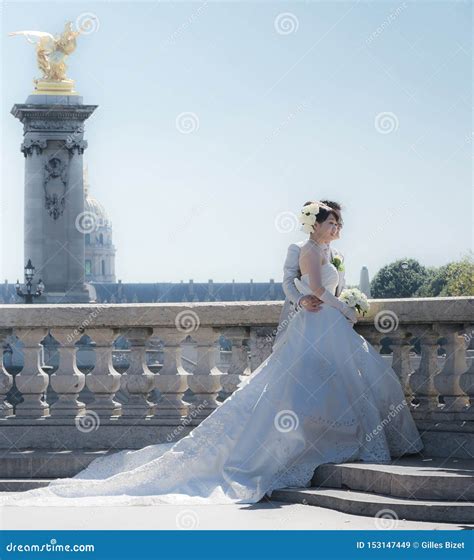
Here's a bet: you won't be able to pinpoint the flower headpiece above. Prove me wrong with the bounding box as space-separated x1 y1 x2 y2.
298 201 333 234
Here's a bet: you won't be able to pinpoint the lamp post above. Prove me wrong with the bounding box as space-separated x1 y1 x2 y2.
16 259 45 304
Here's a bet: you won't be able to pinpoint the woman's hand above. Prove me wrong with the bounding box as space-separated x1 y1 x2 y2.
299 295 323 312
342 305 358 324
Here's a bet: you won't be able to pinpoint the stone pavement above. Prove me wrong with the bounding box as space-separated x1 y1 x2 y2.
0 498 471 531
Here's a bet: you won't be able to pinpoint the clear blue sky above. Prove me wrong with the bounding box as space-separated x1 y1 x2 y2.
1 0 472 285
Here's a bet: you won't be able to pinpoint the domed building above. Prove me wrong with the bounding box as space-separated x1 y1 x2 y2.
83 166 116 283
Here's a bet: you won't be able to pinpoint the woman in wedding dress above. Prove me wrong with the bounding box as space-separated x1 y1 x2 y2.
0 201 423 507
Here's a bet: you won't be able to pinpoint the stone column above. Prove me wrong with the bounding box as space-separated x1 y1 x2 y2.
220 328 250 400
185 329 222 420
434 325 469 413
121 328 155 417
249 327 274 371
153 330 190 419
85 329 122 417
0 329 14 418
11 96 97 302
409 327 441 415
388 329 414 401
357 325 384 353
20 139 47 274
15 328 49 418
49 329 86 417
460 328 474 418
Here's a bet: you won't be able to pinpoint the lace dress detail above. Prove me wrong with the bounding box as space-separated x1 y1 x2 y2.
0 262 423 508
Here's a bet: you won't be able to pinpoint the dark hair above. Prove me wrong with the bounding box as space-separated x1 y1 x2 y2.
320 200 342 212
302 200 341 224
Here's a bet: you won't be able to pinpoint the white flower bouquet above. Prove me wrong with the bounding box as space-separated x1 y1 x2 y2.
339 287 370 316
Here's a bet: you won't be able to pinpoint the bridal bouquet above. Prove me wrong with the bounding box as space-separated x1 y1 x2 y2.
339 287 370 316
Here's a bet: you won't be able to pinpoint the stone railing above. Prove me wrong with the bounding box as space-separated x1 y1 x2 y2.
0 297 473 457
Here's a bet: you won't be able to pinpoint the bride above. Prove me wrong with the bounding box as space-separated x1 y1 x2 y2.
0 201 423 507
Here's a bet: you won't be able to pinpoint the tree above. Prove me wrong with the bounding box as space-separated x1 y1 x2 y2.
415 254 474 297
415 265 449 297
440 255 474 296
371 259 429 298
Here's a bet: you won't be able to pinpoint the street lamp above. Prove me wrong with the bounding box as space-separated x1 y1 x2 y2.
16 259 45 304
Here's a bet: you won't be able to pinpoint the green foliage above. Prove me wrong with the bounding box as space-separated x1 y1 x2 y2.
440 255 474 296
371 254 474 298
415 265 449 297
371 259 428 298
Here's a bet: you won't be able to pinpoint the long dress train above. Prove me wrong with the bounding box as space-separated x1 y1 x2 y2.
0 263 423 507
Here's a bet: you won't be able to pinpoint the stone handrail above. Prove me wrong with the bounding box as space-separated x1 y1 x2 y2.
0 297 473 457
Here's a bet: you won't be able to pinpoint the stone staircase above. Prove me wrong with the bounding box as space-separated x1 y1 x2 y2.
270 455 474 524
1 451 473 524
0 450 111 491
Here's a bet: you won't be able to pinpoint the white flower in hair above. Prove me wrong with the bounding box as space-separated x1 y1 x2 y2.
302 202 322 215
298 201 332 234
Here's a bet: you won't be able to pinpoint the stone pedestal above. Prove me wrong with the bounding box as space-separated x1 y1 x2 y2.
11 95 98 303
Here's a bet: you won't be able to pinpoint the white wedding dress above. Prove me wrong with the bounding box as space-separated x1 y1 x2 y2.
0 263 423 507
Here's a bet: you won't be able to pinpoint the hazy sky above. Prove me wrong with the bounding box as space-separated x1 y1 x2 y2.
1 0 472 285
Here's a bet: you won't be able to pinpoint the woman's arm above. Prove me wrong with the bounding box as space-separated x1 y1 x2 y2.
299 242 326 297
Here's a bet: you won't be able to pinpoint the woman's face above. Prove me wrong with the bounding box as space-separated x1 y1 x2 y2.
331 214 343 241
314 213 340 242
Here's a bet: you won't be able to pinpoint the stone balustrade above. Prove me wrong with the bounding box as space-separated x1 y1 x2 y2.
0 297 473 457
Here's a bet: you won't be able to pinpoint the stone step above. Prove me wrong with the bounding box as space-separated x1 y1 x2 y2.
270 487 474 524
0 479 54 491
0 450 114 478
312 457 474 502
